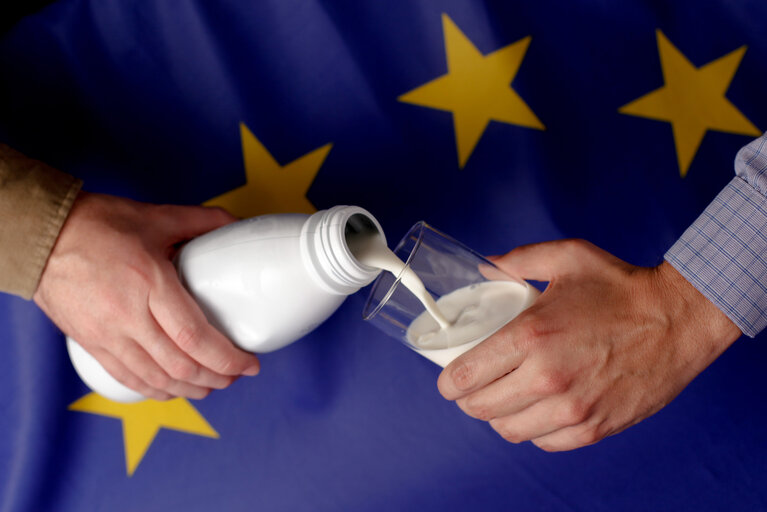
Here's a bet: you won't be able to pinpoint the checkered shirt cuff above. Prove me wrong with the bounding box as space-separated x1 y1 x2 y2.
665 177 767 337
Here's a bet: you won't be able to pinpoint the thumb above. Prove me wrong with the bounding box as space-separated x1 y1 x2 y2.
161 205 238 242
489 239 587 282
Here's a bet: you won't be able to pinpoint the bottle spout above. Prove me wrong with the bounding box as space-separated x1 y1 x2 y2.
301 206 387 294
344 212 387 266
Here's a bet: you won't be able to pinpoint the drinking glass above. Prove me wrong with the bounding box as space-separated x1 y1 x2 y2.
362 222 539 367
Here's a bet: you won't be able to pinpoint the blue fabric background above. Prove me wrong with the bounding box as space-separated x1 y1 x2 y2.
1 1 766 510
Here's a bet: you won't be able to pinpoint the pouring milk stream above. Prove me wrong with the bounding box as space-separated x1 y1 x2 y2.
67 206 537 402
353 235 538 367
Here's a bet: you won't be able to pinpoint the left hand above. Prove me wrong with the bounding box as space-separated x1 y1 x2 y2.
437 239 741 451
34 192 260 400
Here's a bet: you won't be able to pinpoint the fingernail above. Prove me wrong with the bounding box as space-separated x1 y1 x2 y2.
242 364 260 376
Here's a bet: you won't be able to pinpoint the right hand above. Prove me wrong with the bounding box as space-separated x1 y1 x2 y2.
438 240 740 451
34 192 261 400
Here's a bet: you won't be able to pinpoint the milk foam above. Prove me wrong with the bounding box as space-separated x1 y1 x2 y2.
407 280 537 367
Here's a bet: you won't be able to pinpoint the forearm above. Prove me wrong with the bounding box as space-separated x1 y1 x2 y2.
665 133 767 337
0 144 82 299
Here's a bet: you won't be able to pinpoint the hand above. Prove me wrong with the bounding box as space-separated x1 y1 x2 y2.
34 192 261 400
437 239 741 451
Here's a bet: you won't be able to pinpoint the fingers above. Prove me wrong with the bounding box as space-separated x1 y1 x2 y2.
112 339 213 399
149 267 261 378
137 316 237 390
454 364 542 421
530 424 606 453
453 365 605 451
41 193 253 402
489 239 598 282
488 398 591 446
91 339 213 400
88 345 172 401
437 322 526 401
159 204 238 242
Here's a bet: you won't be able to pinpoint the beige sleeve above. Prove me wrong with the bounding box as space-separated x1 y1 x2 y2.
0 144 82 299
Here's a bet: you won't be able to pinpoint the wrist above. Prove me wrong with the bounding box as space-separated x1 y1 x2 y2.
653 261 741 357
33 191 90 310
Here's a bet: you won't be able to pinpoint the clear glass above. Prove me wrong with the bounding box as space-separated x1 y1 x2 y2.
362 222 538 367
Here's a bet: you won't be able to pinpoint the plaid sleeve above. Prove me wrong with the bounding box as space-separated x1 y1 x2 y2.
665 134 767 338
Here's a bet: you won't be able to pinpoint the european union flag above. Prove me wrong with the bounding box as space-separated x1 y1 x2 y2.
2 1 766 510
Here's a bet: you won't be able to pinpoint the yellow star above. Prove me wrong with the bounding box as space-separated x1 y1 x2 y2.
204 122 332 217
398 13 544 169
69 393 218 476
619 30 760 177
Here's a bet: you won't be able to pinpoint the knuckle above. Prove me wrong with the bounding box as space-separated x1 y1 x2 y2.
557 239 592 270
535 370 569 396
449 361 477 392
144 369 172 390
532 439 560 453
514 314 546 350
175 325 203 353
574 425 604 447
461 396 494 421
148 390 173 401
556 399 589 426
110 370 157 399
109 368 139 390
502 430 524 444
561 238 588 256
107 340 130 361
213 357 240 376
213 375 236 390
166 359 199 381
188 387 211 400
490 419 523 444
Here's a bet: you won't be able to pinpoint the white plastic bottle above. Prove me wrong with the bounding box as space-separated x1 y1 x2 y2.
67 205 386 403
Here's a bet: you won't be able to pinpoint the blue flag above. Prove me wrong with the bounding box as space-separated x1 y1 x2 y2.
2 1 767 510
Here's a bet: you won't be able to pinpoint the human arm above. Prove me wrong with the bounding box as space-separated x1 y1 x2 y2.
437 241 740 451
436 133 767 451
0 143 81 298
33 191 261 400
1 145 260 400
665 133 767 336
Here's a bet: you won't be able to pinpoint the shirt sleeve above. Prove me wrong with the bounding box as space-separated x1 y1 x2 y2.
0 144 82 300
665 133 767 337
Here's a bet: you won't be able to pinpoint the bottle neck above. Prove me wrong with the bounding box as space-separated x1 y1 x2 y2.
301 206 386 295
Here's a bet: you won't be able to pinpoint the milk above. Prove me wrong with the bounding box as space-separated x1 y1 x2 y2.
354 240 538 367
352 239 451 328
407 281 537 367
